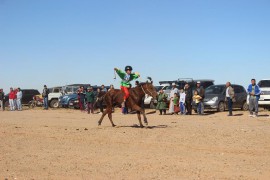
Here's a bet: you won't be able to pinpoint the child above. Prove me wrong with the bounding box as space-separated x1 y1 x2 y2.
173 93 180 114
114 66 140 114
193 90 202 115
179 89 186 115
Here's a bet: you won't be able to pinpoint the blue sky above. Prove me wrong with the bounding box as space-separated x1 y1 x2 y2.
1 0 270 93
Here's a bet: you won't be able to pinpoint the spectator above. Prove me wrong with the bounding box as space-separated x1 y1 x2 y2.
247 79 261 117
78 86 86 112
42 85 49 110
0 89 4 111
225 82 235 116
108 84 114 91
196 81 205 114
173 93 180 114
16 88 23 111
169 83 179 115
179 89 186 115
9 88 16 111
193 90 202 115
156 89 168 115
98 85 107 114
86 87 95 114
184 83 193 115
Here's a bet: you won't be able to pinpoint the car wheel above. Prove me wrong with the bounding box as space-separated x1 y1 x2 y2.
28 101 35 108
218 102 225 112
241 101 249 111
50 99 59 108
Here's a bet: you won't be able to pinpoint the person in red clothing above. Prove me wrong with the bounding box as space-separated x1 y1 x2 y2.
9 88 16 111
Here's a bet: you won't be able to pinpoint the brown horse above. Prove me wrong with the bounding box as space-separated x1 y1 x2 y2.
98 81 158 127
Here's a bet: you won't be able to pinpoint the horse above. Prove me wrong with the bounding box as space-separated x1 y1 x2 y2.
98 80 158 127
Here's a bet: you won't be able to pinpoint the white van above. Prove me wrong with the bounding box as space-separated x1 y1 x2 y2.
257 79 270 108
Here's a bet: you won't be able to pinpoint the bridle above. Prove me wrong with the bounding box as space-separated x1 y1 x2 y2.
141 83 155 97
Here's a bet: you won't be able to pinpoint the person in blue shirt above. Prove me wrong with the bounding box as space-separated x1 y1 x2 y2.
247 79 261 117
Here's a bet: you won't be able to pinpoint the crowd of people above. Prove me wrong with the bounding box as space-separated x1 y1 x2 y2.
0 77 263 118
76 84 114 114
156 79 262 117
0 87 23 111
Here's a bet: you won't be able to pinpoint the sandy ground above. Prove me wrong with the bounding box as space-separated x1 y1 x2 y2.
1 108 270 180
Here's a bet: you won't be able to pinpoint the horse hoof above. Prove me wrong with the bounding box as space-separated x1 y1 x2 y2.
145 123 148 126
112 124 116 127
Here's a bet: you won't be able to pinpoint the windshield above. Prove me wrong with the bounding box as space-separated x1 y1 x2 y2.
258 80 270 88
205 85 225 94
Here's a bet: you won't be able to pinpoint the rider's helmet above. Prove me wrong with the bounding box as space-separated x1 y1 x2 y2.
125 65 133 71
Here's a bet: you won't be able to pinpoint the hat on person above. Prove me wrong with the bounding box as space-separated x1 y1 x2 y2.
172 83 176 86
197 81 201 84
44 85 47 87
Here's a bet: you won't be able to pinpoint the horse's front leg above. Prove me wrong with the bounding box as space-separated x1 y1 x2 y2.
132 104 144 128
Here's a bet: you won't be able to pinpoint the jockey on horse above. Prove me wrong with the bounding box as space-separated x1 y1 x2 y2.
114 66 140 114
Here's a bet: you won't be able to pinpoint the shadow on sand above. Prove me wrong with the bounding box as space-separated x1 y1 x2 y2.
117 124 168 129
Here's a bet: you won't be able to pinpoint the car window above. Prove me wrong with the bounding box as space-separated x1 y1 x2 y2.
53 88 60 93
23 90 30 95
205 86 224 94
234 86 241 94
258 80 270 88
202 82 214 89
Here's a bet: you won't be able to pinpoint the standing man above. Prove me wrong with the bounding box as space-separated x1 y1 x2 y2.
156 89 168 115
99 85 107 114
78 86 86 112
169 83 179 115
42 85 49 110
0 89 4 111
196 81 205 115
225 82 235 116
86 87 95 114
185 83 193 115
9 88 16 111
16 88 23 111
247 79 261 117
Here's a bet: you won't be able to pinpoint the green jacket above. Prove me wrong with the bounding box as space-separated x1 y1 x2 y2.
85 91 95 103
156 93 168 110
116 69 139 87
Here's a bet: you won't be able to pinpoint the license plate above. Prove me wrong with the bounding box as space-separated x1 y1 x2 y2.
69 103 74 105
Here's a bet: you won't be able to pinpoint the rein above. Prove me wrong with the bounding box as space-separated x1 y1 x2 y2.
141 84 154 97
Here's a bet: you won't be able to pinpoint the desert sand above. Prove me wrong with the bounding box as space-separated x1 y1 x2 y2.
1 108 270 180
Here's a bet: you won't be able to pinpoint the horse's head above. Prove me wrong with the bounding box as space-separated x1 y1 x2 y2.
140 77 158 98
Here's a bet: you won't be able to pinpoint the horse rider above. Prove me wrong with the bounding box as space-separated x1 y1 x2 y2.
114 66 140 113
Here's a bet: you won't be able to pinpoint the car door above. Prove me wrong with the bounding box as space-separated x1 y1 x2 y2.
22 90 32 104
233 85 243 108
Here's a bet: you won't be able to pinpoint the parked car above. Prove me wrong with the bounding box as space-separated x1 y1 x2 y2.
48 86 63 108
4 89 40 108
247 79 270 110
59 85 109 109
202 84 248 112
59 93 79 108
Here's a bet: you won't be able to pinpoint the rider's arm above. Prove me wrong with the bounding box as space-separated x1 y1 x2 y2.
115 69 126 80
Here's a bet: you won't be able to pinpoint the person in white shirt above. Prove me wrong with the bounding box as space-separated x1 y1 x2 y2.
169 83 179 114
16 88 23 111
179 89 186 115
225 82 235 116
